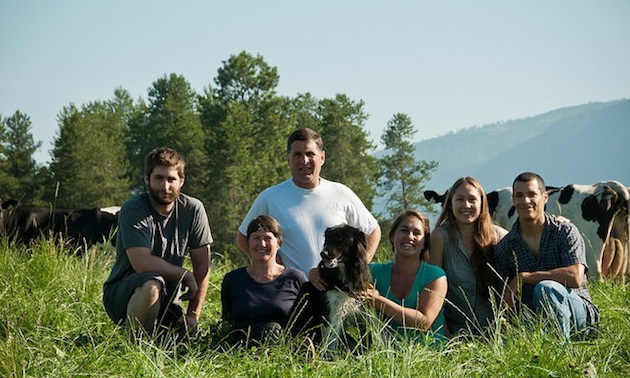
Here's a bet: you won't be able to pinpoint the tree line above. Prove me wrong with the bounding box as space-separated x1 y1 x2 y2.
0 51 437 261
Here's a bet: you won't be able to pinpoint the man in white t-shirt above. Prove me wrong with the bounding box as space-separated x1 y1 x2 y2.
236 128 381 288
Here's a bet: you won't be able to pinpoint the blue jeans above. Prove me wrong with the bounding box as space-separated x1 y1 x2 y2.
533 280 588 339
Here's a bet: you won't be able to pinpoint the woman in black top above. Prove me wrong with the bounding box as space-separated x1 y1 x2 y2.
221 215 307 345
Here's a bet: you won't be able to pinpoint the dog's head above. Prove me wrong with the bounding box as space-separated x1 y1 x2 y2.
318 225 371 293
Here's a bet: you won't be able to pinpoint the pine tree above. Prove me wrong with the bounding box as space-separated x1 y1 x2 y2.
49 94 131 208
378 113 438 218
0 111 43 203
199 51 292 262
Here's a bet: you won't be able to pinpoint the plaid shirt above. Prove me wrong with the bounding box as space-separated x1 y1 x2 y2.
495 213 600 324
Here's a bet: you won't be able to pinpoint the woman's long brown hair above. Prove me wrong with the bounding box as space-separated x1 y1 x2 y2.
435 177 499 299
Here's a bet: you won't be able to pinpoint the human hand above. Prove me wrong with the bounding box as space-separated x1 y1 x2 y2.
174 313 199 339
503 276 520 309
554 215 571 224
353 286 379 307
308 268 326 291
179 271 198 301
185 313 199 338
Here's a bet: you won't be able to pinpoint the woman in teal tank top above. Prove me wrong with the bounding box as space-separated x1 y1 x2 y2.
358 210 447 342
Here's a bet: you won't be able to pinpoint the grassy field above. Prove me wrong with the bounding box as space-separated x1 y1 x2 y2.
0 238 629 377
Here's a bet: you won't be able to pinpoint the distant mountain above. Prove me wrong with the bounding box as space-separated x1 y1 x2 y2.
373 99 630 218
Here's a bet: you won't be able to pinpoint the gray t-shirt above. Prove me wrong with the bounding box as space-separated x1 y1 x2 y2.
103 192 212 323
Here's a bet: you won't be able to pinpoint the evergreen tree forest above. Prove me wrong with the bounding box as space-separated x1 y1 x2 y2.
0 51 436 262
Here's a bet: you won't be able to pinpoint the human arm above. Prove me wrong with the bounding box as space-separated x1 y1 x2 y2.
428 229 445 267
359 277 447 332
184 244 211 335
308 268 325 291
125 243 210 335
503 263 585 309
503 220 587 307
493 241 517 309
126 247 198 292
365 225 382 263
509 263 584 291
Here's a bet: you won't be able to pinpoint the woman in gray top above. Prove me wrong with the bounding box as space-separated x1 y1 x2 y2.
428 177 507 337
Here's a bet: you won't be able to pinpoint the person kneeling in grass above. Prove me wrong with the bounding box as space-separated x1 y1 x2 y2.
103 147 213 339
495 172 599 339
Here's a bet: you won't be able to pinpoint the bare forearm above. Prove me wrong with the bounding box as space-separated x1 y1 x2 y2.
188 270 209 317
188 246 211 317
519 265 583 288
373 296 429 331
131 253 191 283
365 226 382 263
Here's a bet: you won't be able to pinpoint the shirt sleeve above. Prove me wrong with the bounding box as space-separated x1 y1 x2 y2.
189 198 213 248
117 201 152 251
559 223 588 271
494 240 511 279
343 185 379 235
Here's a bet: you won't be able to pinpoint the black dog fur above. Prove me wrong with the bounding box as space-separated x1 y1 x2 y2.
289 224 372 349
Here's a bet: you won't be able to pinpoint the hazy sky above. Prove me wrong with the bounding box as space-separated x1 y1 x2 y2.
1 1 629 164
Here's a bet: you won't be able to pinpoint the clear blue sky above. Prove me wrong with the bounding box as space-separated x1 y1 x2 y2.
1 1 629 164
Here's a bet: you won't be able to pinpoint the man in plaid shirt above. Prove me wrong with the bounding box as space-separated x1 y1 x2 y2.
495 172 599 339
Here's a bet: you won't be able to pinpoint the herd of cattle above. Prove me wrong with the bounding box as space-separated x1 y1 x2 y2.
425 180 630 282
1 180 628 282
0 199 120 253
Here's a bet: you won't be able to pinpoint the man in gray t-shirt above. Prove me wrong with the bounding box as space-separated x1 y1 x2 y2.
103 147 213 338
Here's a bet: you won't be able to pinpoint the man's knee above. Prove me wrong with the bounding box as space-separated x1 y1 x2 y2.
126 278 164 332
533 280 568 309
131 279 163 306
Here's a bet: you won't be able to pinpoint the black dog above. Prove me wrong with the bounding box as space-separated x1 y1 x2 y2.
289 224 372 350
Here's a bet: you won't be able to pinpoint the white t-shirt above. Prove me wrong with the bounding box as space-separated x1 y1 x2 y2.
238 178 379 274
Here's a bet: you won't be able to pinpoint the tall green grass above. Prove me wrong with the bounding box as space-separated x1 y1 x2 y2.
0 238 628 377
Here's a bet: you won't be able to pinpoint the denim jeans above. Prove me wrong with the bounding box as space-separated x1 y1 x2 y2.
533 280 588 339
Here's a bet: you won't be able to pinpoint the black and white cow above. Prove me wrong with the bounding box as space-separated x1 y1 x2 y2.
0 201 119 251
424 181 630 281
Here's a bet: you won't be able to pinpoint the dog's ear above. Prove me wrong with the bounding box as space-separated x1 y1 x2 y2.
346 227 370 292
324 225 343 248
350 227 368 263
324 226 332 242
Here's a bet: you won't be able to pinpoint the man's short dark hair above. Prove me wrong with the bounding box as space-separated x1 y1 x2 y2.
144 147 186 180
286 128 324 155
513 171 546 192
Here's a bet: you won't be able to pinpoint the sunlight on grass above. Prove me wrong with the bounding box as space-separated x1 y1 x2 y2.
0 238 628 377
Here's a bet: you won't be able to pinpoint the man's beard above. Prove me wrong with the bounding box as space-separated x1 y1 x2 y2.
149 187 179 205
